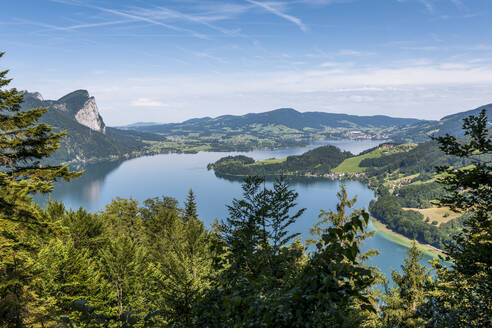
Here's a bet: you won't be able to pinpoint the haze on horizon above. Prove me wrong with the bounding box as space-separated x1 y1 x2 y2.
2 0 492 126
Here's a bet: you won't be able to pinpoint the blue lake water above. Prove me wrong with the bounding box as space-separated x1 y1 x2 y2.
40 139 433 281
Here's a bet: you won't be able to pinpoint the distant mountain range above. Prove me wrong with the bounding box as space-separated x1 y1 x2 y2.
124 108 426 140
391 104 492 143
21 89 491 164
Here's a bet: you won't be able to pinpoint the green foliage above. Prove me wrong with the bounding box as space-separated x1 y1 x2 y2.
196 181 379 327
369 194 446 248
0 51 81 327
392 104 491 143
292 186 379 327
184 189 198 221
361 141 469 178
396 182 446 209
421 109 492 327
210 145 352 177
382 242 430 328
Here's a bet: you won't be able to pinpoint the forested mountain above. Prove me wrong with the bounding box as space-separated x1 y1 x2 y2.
21 90 162 164
125 108 425 139
391 104 492 142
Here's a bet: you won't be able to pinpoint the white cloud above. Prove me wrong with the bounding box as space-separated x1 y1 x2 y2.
20 60 492 125
131 98 167 108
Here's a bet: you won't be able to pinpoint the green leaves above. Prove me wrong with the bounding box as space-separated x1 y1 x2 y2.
197 181 379 327
421 108 492 327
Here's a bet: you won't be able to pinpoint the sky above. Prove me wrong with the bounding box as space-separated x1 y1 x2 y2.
1 0 492 125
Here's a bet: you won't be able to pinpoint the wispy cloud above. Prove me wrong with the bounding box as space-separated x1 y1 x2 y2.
130 6 242 37
246 1 308 32
92 6 209 39
48 0 209 39
419 0 434 13
449 0 465 10
131 98 166 108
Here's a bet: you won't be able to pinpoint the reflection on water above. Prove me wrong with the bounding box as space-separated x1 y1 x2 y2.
36 160 125 209
38 139 385 212
36 139 433 280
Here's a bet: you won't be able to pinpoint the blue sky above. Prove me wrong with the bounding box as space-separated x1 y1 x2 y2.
1 0 492 125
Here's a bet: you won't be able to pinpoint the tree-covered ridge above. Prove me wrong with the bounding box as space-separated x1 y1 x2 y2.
208 145 352 177
208 140 467 180
128 107 424 140
391 103 492 143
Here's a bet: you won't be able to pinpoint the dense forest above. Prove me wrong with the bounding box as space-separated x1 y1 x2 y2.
1 53 491 327
208 145 352 177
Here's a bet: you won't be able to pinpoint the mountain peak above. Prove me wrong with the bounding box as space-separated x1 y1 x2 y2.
58 89 89 101
24 91 44 101
54 90 106 134
268 108 300 115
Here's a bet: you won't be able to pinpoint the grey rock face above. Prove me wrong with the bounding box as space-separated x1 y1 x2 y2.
74 97 106 134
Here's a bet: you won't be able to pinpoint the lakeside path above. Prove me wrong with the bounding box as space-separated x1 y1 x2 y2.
370 217 445 258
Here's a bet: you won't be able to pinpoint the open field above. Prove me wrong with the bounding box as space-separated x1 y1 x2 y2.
332 143 416 174
402 206 460 226
251 158 286 166
332 150 380 173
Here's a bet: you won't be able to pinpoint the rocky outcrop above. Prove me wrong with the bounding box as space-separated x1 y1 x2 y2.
74 97 106 134
20 89 146 165
24 91 43 101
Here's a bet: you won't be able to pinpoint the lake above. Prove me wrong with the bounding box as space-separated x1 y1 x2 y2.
39 139 432 280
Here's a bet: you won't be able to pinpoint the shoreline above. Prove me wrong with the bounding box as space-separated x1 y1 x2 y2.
210 169 448 259
370 217 445 258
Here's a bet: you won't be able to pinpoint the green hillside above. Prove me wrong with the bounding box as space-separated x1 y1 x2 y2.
128 108 425 141
332 143 416 173
392 104 492 142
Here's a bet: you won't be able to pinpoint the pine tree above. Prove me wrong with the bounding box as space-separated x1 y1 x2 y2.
292 185 379 328
0 51 80 223
382 241 429 328
184 189 198 221
422 109 492 327
196 177 306 326
33 239 106 325
0 51 80 327
154 214 215 327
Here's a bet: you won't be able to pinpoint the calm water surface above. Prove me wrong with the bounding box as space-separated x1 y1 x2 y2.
40 139 431 280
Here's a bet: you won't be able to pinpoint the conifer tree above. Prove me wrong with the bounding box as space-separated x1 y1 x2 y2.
196 177 306 326
292 185 378 328
0 51 80 222
382 241 429 328
0 51 80 327
153 213 215 327
184 189 198 221
422 109 492 327
33 239 106 325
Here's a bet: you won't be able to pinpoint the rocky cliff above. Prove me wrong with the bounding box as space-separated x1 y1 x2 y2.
74 96 106 133
21 90 150 164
